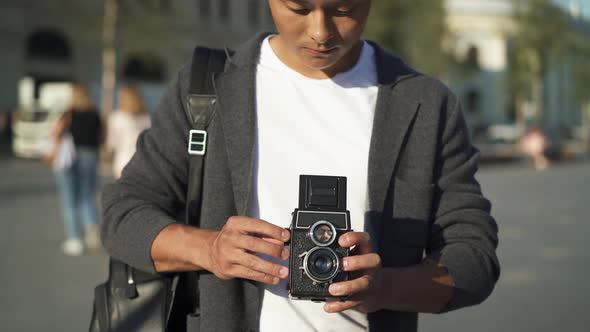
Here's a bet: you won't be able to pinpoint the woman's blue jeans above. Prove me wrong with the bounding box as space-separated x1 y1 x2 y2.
54 149 99 240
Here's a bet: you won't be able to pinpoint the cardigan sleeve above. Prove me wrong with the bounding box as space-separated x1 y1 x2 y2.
101 63 193 273
427 94 500 312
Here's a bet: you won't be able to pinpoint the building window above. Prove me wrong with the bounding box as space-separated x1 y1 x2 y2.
219 0 230 21
248 0 259 27
464 45 480 71
465 89 481 114
122 53 166 82
199 0 210 19
26 28 71 61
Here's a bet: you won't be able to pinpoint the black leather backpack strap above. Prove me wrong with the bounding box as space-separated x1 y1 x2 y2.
166 46 229 332
90 48 229 332
184 46 228 227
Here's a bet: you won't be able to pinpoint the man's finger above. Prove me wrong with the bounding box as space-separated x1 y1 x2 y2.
261 237 286 246
230 217 290 242
229 264 280 285
339 232 372 254
234 251 289 279
328 275 372 297
323 299 362 313
234 234 289 260
341 253 381 272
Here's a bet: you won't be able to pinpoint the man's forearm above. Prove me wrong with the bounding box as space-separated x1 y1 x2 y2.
378 259 454 313
150 223 216 273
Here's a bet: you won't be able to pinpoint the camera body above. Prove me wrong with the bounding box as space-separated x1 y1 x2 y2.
288 175 351 302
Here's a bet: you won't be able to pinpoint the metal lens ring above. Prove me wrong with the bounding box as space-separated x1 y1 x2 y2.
309 220 337 247
303 247 340 283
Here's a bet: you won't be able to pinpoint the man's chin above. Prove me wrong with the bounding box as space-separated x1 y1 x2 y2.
302 58 341 72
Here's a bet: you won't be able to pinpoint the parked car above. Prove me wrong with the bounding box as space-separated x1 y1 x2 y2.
475 124 526 161
12 81 73 158
11 106 60 158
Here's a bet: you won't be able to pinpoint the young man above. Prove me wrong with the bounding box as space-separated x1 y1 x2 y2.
101 0 500 331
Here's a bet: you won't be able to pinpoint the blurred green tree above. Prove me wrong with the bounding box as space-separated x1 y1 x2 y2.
58 0 175 116
364 0 448 77
570 27 590 151
507 0 570 126
100 0 173 117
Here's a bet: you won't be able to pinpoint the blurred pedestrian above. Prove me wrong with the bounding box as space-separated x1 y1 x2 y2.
520 127 550 170
44 83 103 256
106 85 151 179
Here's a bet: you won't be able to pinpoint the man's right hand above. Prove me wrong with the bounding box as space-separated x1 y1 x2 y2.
151 217 290 284
204 216 291 285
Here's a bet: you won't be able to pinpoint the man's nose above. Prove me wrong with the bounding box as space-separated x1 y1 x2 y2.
307 10 334 45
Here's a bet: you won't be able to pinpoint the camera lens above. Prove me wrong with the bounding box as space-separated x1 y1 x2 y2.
303 247 340 283
309 221 337 246
313 255 333 274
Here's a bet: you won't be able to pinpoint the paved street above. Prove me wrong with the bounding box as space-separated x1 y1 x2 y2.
1 146 589 331
0 148 109 332
420 159 590 332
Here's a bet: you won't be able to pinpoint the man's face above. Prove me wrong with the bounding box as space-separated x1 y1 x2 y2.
268 0 372 78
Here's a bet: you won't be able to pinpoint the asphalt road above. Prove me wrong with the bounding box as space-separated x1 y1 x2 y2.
421 159 590 332
1 148 588 332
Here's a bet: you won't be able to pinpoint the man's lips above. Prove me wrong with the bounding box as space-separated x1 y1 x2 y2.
302 47 338 56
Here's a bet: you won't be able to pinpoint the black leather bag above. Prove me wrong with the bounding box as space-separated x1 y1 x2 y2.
89 47 228 332
90 259 175 331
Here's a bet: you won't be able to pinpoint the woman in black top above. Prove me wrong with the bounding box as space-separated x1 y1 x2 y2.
46 84 103 256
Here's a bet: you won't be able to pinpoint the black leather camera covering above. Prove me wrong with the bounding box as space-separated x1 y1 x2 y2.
288 223 350 301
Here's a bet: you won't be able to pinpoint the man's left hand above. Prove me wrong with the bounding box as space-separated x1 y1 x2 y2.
324 231 384 313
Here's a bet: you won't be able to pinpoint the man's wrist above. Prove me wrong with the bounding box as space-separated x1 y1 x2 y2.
375 267 404 311
373 260 454 313
371 267 394 311
151 223 216 273
187 228 218 272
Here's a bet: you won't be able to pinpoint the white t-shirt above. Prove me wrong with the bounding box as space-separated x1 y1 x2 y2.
250 36 378 331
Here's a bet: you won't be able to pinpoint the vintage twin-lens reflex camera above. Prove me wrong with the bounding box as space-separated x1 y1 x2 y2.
288 175 352 302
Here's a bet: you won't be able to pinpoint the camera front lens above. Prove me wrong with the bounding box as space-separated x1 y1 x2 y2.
309 221 337 246
304 247 340 283
313 254 333 274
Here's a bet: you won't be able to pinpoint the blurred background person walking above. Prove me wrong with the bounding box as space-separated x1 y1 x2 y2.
520 126 551 170
43 84 103 256
105 85 150 179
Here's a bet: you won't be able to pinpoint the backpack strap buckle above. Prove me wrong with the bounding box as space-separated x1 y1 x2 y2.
188 129 207 156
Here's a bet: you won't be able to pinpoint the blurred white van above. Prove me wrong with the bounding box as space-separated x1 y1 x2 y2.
12 80 73 158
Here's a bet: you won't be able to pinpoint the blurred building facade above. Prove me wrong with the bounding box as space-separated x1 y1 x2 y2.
0 0 274 112
446 0 589 146
1 0 588 151
446 0 514 132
